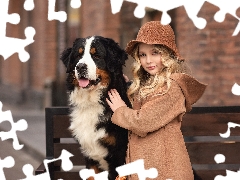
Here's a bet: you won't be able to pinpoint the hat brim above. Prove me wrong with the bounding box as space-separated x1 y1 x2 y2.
125 40 140 57
126 40 180 59
126 40 158 57
125 21 184 61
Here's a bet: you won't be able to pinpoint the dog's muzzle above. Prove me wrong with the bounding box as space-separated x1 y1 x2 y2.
75 63 101 88
76 63 87 77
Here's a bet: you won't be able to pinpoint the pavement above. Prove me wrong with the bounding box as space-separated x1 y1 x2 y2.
0 103 45 180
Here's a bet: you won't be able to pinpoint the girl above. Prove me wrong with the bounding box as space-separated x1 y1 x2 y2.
106 21 206 180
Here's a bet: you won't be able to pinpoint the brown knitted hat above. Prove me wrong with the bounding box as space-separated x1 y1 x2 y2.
126 21 183 60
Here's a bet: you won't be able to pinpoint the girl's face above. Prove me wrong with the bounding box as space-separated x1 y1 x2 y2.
138 43 163 75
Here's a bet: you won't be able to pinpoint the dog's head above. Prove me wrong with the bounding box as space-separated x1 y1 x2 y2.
61 36 128 91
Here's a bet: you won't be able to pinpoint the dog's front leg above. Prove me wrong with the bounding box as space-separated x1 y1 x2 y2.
85 158 102 180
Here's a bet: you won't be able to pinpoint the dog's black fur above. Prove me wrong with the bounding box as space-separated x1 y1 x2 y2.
60 36 131 180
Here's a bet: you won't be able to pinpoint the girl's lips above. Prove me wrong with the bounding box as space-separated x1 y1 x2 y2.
147 66 155 70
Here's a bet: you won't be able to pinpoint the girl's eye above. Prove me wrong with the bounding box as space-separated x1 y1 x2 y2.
138 53 145 57
152 51 160 55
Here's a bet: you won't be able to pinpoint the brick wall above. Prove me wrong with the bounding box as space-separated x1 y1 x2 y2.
174 2 240 106
2 0 24 88
0 0 58 108
118 2 141 79
0 0 27 104
80 0 120 42
1 1 239 108
80 0 141 79
29 0 57 91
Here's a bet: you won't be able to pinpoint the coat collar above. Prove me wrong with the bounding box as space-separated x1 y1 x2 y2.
170 73 207 112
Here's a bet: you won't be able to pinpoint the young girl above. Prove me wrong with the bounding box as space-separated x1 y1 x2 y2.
106 21 206 180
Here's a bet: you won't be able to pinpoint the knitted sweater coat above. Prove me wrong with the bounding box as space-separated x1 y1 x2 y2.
111 73 206 180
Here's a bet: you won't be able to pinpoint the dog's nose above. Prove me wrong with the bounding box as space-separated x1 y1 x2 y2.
76 63 87 72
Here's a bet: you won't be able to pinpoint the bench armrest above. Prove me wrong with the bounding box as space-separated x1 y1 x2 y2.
35 163 46 175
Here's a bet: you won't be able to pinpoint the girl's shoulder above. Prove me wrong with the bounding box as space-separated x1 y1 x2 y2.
169 73 206 91
170 73 207 111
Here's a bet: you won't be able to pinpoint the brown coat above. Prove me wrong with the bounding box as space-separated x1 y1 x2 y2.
111 73 207 180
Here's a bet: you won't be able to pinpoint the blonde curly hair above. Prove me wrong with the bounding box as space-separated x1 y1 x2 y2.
127 44 191 104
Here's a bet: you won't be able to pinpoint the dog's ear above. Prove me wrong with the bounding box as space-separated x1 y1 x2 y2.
60 38 82 73
105 38 128 73
60 48 74 73
60 48 72 68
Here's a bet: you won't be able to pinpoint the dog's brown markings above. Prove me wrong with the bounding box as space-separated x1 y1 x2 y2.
90 47 96 54
79 48 84 54
70 72 79 86
96 69 110 87
87 165 101 180
87 177 95 180
101 135 116 146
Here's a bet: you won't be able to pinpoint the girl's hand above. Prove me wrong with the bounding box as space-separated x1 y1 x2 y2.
123 74 129 82
106 89 127 112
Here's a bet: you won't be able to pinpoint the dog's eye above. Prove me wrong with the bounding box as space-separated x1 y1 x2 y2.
92 54 101 59
77 48 84 58
77 54 83 58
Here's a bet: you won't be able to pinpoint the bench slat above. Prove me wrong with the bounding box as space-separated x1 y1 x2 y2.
195 170 227 180
54 143 85 166
38 106 240 180
53 115 72 138
182 113 240 136
53 170 233 180
186 142 240 164
52 111 240 137
54 171 82 180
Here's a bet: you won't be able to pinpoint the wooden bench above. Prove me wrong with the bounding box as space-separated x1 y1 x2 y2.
182 106 240 179
35 107 85 179
35 106 240 180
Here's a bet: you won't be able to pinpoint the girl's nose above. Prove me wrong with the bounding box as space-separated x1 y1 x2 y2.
146 56 151 63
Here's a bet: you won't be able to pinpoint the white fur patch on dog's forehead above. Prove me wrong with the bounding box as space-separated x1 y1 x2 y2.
83 36 95 56
76 36 97 80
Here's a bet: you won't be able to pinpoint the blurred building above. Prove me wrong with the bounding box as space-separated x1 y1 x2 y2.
0 0 240 109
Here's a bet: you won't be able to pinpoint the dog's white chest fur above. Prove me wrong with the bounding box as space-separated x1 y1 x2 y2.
69 88 109 170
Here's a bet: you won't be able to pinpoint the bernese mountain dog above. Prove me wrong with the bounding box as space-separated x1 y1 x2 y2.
60 36 131 180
